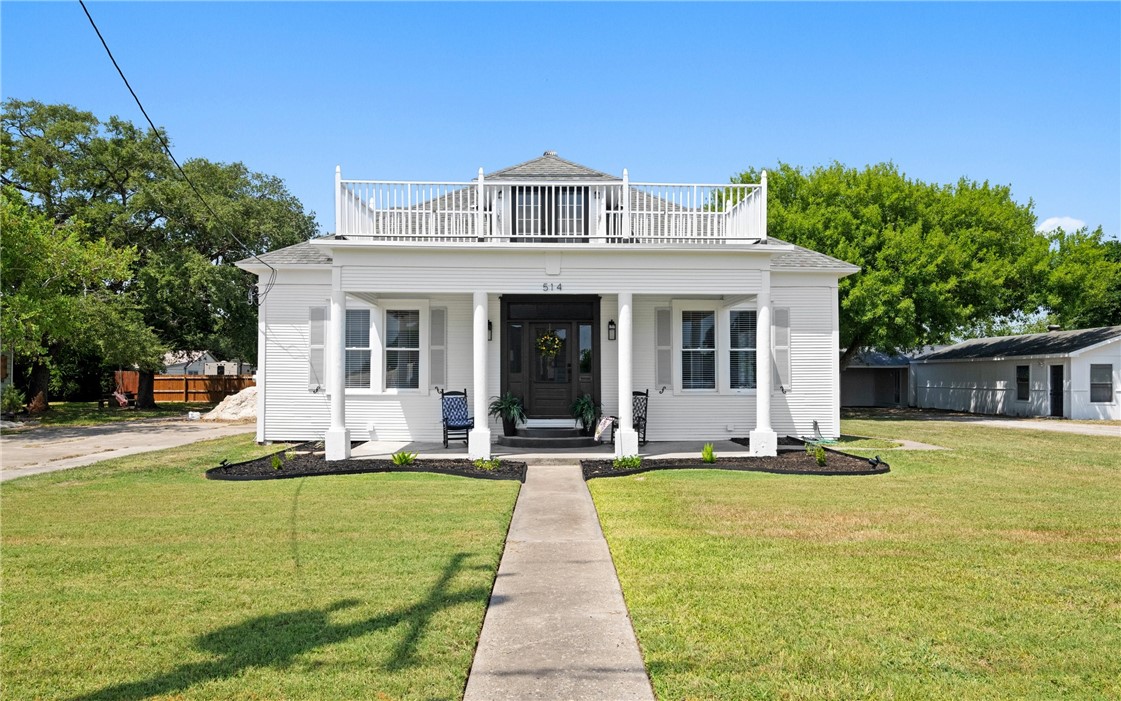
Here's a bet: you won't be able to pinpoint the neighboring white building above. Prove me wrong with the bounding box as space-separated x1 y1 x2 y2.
841 350 913 408
912 326 1121 420
162 351 216 376
203 360 254 376
236 152 859 460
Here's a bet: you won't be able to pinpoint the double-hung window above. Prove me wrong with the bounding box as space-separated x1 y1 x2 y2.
385 309 421 390
729 310 757 389
1090 364 1113 403
680 310 716 390
345 309 371 388
670 301 788 394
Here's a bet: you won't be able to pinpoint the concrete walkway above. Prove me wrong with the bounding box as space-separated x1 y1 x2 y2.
0 420 255 482
464 464 654 701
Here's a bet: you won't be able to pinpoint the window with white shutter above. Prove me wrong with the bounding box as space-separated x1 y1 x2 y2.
655 308 672 388
430 308 446 388
309 306 326 392
772 308 790 392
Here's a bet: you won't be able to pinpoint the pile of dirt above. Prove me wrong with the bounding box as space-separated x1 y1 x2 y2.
203 386 257 421
207 442 526 482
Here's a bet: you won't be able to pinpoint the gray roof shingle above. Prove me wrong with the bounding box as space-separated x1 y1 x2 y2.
484 151 619 181
247 239 333 265
918 326 1121 361
769 238 860 271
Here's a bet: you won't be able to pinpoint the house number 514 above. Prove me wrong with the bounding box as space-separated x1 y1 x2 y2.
541 282 563 292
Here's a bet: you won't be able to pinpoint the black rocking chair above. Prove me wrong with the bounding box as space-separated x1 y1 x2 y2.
440 388 474 448
608 389 650 446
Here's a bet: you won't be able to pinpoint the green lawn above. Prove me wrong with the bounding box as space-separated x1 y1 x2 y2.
25 401 218 427
590 419 1120 700
1 435 519 700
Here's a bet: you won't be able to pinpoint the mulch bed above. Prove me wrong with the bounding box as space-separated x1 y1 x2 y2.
582 447 888 480
206 442 527 482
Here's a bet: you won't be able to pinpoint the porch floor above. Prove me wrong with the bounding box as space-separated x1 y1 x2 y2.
350 439 786 462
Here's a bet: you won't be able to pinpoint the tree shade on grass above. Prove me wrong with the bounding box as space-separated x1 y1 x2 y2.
1 434 519 700
590 420 1120 700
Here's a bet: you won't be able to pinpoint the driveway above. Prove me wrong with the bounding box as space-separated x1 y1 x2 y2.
845 408 1120 438
0 420 256 482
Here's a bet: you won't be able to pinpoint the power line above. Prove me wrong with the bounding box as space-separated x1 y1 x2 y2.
78 0 278 302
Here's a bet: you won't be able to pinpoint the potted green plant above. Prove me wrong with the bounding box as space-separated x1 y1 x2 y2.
570 394 598 435
488 392 526 436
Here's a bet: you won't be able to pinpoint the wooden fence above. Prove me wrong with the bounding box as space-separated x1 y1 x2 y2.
114 371 255 403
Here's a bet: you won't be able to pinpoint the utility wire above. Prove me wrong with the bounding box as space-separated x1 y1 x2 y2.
78 0 278 303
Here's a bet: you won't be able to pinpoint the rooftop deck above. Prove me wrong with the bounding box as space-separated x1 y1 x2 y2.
336 165 767 245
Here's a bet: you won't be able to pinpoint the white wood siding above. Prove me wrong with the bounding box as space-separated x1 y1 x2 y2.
1071 342 1121 419
913 358 1065 418
258 268 845 442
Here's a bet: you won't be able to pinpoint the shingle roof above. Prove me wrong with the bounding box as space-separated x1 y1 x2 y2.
846 349 916 367
248 239 334 265
484 151 619 181
769 238 860 271
918 326 1121 361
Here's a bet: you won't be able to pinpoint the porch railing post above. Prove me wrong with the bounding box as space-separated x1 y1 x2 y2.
760 169 768 243
622 168 631 241
477 168 485 239
335 165 342 238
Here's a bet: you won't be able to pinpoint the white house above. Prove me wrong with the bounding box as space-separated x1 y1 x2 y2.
236 152 859 460
162 351 216 376
911 326 1121 420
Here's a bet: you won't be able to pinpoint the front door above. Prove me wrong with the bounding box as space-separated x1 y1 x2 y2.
501 295 600 420
527 323 574 417
1050 364 1064 417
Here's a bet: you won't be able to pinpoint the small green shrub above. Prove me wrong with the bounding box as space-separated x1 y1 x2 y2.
613 455 643 470
701 443 716 464
814 445 827 467
473 458 502 471
391 451 418 466
1 385 25 415
270 453 283 471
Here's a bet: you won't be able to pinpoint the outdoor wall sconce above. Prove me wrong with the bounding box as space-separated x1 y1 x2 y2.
607 319 617 341
488 321 493 341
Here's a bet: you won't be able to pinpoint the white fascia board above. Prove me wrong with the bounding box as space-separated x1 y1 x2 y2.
912 353 1074 365
1067 335 1121 357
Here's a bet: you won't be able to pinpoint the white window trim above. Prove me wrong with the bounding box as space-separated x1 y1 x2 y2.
1089 363 1113 404
344 298 430 396
1014 364 1031 403
671 300 758 396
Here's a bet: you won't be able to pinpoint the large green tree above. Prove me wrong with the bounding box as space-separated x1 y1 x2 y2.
0 187 163 409
2 98 318 406
1040 226 1121 329
734 162 1050 367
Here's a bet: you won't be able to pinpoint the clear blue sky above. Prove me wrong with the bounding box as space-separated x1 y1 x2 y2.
4 2 1119 239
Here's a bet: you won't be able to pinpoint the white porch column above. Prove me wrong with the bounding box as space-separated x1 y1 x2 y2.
325 269 351 460
468 290 492 459
616 291 639 457
750 270 777 456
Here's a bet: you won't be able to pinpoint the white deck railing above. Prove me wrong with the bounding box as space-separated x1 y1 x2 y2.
335 167 766 244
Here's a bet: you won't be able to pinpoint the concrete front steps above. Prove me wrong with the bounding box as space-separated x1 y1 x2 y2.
494 426 600 449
